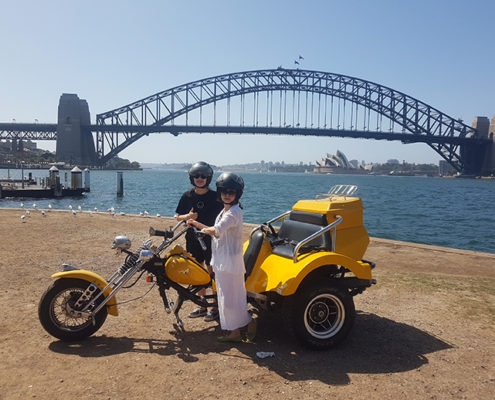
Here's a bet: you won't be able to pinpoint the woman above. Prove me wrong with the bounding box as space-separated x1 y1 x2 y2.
187 172 256 342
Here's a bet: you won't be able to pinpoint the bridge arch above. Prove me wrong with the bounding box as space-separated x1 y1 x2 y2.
96 69 477 170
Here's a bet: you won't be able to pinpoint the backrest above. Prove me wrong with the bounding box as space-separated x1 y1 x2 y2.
289 210 327 226
289 210 332 250
243 230 264 278
277 219 332 250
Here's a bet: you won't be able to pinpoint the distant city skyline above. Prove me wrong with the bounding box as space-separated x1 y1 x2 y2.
18 139 451 167
142 157 440 168
0 137 466 168
1 1 493 165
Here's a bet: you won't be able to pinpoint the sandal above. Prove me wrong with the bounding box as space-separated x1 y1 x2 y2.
217 333 242 343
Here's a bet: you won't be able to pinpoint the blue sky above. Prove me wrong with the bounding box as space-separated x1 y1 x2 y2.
1 0 493 165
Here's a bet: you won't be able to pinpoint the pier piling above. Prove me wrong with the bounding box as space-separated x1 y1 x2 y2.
84 168 90 192
117 172 124 197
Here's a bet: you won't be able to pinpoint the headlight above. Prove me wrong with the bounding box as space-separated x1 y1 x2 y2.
112 236 131 250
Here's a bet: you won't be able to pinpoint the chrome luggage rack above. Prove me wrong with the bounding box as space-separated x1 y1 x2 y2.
316 184 358 199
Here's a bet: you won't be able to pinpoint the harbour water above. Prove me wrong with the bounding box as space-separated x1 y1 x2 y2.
1 168 495 254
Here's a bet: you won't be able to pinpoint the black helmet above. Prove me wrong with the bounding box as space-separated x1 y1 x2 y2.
216 172 244 204
188 161 213 187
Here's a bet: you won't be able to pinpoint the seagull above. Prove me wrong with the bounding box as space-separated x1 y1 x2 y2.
20 202 24 208
94 207 98 212
78 205 82 211
26 210 31 216
139 211 143 217
156 213 161 218
120 212 126 216
71 209 77 216
144 210 149 217
21 215 26 222
48 204 52 210
68 205 73 210
32 203 37 209
41 210 46 217
89 211 93 216
107 206 115 213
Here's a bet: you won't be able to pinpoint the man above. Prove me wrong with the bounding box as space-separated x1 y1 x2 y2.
175 161 223 321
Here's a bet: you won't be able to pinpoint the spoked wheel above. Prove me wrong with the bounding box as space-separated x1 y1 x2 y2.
38 278 108 341
291 285 355 349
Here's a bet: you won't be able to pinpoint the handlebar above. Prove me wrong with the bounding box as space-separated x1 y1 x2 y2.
148 227 174 238
148 221 208 252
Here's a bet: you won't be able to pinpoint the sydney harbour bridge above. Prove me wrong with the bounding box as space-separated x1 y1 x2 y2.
1 68 494 175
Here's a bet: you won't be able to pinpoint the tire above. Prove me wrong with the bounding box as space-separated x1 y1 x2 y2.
38 278 108 341
290 285 355 349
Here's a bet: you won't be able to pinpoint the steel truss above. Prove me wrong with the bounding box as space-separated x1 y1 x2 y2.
96 69 479 170
0 123 57 140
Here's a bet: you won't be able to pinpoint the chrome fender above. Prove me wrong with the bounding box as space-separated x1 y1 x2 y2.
51 270 118 316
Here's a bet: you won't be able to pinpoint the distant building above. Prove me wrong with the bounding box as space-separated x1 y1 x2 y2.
23 140 37 151
0 140 11 150
439 160 456 176
387 159 400 164
316 150 351 168
314 150 368 174
0 139 38 152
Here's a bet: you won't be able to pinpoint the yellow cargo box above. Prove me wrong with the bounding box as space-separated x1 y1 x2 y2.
292 196 364 229
291 193 369 260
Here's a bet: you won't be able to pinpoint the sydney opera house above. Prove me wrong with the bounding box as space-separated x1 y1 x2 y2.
313 150 369 174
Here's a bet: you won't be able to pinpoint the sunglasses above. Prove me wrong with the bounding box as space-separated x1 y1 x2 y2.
193 174 208 179
221 189 237 196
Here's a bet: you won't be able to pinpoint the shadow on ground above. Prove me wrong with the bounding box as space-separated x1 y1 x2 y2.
49 311 452 385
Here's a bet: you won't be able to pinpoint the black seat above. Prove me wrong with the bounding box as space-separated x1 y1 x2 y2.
244 230 265 279
271 212 332 259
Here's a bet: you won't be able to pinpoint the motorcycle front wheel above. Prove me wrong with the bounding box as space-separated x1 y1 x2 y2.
38 278 108 341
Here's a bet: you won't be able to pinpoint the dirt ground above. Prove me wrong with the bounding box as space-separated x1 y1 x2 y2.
0 208 494 400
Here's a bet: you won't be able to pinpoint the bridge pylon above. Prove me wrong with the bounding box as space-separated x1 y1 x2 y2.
55 93 96 166
462 116 495 176
484 116 495 176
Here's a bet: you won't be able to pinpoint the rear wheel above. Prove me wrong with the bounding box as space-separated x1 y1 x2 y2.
291 285 355 349
38 278 108 341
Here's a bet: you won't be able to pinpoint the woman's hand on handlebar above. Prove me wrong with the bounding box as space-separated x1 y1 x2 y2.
186 218 201 229
187 220 216 238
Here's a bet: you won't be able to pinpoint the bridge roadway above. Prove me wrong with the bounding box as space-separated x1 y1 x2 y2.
0 122 487 146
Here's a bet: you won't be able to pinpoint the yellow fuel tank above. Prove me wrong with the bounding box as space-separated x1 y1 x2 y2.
164 245 211 286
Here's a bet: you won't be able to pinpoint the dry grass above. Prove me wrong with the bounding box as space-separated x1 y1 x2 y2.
376 270 495 322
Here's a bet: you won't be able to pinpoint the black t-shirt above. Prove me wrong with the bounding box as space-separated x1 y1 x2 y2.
175 188 223 227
